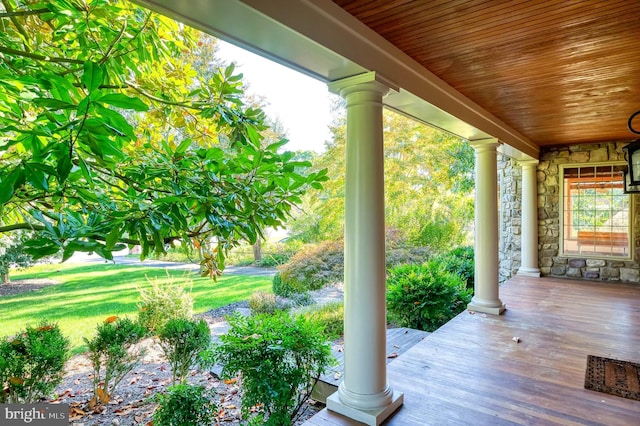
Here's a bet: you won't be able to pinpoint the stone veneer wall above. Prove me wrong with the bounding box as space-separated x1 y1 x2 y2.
498 154 521 283
537 142 640 283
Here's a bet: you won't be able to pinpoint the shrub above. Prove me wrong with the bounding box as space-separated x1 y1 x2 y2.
159 318 211 385
257 252 290 267
153 383 217 426
276 240 344 295
138 275 194 333
436 246 475 290
298 301 344 340
249 290 278 314
215 311 334 425
0 321 69 403
289 291 316 308
386 246 431 270
272 272 291 297
386 261 472 332
85 317 147 405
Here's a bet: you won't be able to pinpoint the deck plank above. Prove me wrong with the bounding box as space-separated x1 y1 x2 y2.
304 276 640 425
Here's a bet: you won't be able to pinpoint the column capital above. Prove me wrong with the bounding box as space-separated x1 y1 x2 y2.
328 71 398 97
518 158 539 167
468 138 501 151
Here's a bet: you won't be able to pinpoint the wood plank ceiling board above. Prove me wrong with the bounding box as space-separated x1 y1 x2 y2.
333 0 640 147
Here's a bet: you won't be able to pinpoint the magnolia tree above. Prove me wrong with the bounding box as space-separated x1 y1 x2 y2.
0 0 327 276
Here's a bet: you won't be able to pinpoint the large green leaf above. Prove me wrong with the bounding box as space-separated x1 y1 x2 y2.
82 61 104 93
97 93 149 111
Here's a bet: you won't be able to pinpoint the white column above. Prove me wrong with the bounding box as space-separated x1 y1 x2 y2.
468 140 505 315
327 72 403 426
518 160 541 277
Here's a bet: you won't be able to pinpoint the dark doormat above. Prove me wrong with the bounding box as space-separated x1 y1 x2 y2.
585 355 640 401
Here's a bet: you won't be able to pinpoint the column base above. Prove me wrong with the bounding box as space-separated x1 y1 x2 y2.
326 390 403 426
517 267 541 277
467 299 506 315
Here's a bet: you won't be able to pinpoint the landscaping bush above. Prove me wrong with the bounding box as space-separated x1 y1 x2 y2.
153 383 217 426
138 275 194 333
272 272 291 297
289 291 316 308
215 311 334 425
386 261 472 332
248 290 279 314
85 317 147 405
298 301 344 340
436 246 475 290
159 318 211 385
0 321 69 403
275 239 432 297
386 246 431 269
257 251 292 267
275 240 344 296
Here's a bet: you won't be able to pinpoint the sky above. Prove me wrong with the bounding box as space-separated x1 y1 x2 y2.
216 40 335 153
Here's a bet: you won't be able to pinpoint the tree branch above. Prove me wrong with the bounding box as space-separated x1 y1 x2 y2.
0 8 49 18
99 20 127 65
0 45 85 64
1 0 32 52
0 223 44 233
127 81 204 110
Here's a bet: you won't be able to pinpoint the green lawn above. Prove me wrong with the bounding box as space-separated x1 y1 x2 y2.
1 262 271 354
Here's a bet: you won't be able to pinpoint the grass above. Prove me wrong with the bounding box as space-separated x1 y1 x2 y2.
1 262 271 354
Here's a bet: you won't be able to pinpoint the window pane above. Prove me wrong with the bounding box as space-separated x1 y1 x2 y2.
562 165 630 257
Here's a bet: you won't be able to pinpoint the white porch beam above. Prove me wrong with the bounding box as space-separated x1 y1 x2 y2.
326 72 403 425
518 160 542 277
468 140 506 315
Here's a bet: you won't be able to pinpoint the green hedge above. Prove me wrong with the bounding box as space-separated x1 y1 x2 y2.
386 261 472 331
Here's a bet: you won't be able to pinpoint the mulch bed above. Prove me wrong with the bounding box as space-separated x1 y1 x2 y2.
2 280 324 425
584 355 640 401
0 278 61 297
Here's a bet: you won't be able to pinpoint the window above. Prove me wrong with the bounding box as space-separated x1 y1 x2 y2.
561 164 630 257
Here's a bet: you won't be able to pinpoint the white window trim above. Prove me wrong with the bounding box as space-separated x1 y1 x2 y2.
558 161 633 260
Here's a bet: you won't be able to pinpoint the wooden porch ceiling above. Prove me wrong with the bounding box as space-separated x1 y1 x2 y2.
333 0 640 147
306 276 640 425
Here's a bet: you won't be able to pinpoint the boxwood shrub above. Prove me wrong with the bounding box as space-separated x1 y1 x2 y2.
386 261 472 331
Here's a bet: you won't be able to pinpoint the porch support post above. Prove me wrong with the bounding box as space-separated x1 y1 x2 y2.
327 72 403 426
518 160 541 277
468 139 505 315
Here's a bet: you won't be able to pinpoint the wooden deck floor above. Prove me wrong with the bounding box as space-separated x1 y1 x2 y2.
304 276 640 425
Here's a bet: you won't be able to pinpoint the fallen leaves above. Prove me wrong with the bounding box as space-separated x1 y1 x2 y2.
104 315 118 324
69 404 86 421
8 377 24 385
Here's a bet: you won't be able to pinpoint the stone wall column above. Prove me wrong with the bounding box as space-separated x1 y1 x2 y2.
468 140 506 315
518 160 541 277
326 72 403 425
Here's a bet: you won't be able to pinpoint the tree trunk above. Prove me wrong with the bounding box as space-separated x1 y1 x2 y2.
253 238 263 262
1 272 9 284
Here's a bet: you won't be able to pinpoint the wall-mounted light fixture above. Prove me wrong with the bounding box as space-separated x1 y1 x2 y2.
623 169 640 193
622 110 640 186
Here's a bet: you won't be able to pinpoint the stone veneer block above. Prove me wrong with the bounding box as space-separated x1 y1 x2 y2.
568 258 586 268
